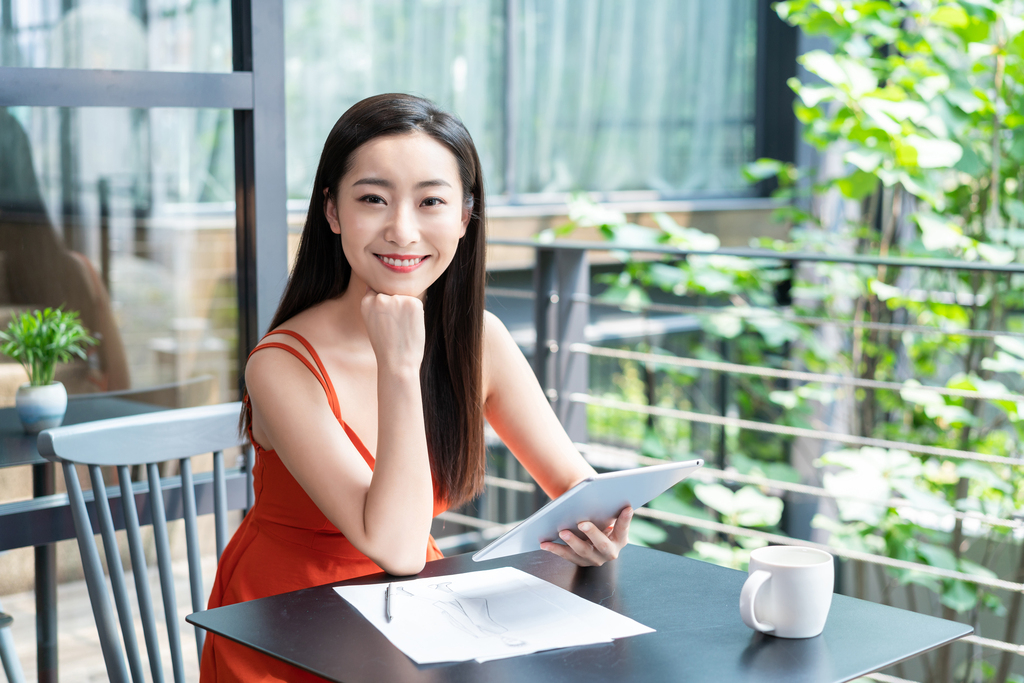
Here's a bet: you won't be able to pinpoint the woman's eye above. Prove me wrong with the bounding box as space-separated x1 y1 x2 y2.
422 197 445 207
359 194 386 205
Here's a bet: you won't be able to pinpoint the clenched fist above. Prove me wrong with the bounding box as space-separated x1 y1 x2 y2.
360 286 426 376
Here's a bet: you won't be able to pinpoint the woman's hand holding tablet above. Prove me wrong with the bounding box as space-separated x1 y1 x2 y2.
473 459 704 563
540 505 634 566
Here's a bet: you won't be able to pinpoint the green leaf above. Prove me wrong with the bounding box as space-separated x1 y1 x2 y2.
694 484 784 527
844 149 884 173
900 380 946 408
982 352 1024 374
914 212 967 251
976 243 1015 265
945 88 984 114
701 312 742 339
607 223 662 247
596 283 651 312
693 483 738 516
823 470 890 525
917 543 957 570
795 84 839 108
902 135 963 168
982 592 1007 617
743 158 786 182
747 314 802 348
627 518 668 547
769 390 799 410
732 487 784 527
566 195 626 229
836 169 879 199
648 263 686 291
800 50 877 97
994 336 1024 360
958 558 998 582
930 4 969 29
653 215 720 251
901 571 942 593
650 492 713 521
1006 199 1024 223
686 541 751 570
941 580 977 613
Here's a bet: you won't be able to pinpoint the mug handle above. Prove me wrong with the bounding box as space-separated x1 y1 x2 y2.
740 569 775 633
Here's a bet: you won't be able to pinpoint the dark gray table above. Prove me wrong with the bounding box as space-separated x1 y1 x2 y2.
188 544 971 683
0 396 163 683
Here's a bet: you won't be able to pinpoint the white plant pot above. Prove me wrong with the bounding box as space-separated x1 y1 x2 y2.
15 382 68 434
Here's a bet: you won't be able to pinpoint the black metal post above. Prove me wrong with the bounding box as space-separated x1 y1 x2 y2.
554 248 589 445
531 248 556 390
531 247 556 510
717 339 728 469
233 0 258 374
753 0 799 196
232 0 288 385
33 462 57 683
98 177 111 293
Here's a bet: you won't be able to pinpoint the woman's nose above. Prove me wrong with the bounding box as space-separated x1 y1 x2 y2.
383 202 419 246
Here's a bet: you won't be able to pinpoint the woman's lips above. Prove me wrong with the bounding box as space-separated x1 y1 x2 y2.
375 254 428 272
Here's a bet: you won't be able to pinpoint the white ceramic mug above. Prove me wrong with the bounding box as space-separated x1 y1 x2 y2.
739 545 834 639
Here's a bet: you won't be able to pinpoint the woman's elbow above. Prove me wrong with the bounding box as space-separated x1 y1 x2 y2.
377 555 425 577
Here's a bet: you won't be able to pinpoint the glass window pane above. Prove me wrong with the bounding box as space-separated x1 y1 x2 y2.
0 0 232 72
284 0 506 199
514 0 758 197
0 106 237 408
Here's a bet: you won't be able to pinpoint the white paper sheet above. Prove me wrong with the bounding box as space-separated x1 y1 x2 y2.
333 567 653 664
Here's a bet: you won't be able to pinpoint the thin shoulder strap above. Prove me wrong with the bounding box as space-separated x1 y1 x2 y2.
249 330 340 420
248 330 376 469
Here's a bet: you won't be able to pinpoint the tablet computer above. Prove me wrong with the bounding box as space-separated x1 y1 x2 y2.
472 458 703 562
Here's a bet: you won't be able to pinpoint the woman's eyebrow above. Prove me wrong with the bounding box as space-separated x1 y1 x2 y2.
351 177 452 189
352 177 392 188
415 179 452 189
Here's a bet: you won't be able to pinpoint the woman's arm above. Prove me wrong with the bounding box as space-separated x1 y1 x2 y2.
482 311 632 566
246 291 434 576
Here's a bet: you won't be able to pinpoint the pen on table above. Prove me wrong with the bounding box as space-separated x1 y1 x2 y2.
385 582 393 622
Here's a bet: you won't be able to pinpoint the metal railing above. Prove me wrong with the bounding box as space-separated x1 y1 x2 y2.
463 237 1024 680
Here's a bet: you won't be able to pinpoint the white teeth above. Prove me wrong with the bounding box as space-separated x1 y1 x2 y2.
380 256 423 267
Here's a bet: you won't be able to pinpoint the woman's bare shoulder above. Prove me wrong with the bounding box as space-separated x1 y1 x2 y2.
245 313 325 391
482 311 521 400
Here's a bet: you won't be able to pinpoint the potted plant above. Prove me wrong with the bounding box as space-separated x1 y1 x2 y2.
0 307 98 433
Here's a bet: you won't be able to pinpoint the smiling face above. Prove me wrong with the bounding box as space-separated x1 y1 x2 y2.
324 132 470 299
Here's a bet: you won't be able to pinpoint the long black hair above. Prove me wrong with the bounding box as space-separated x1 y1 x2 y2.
242 93 486 507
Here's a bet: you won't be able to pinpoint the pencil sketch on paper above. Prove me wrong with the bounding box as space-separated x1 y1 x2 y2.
398 582 526 646
332 566 655 664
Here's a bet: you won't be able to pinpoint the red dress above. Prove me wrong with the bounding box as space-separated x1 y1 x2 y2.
199 330 446 682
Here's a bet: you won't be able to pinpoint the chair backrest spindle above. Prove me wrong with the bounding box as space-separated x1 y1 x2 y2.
147 462 186 683
179 456 206 661
63 462 131 683
88 465 146 683
213 450 228 561
117 465 165 683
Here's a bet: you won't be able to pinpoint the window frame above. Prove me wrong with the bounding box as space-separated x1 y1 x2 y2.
0 0 288 372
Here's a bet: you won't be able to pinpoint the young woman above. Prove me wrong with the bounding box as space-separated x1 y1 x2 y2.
200 93 632 682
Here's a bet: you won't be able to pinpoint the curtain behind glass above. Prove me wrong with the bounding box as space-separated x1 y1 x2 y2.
285 0 506 200
285 0 757 201
514 0 757 197
0 0 231 71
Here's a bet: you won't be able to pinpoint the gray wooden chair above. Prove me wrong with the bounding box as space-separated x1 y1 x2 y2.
37 402 249 683
0 597 26 683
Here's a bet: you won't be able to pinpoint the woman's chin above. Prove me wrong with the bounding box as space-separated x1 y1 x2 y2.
368 283 429 299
